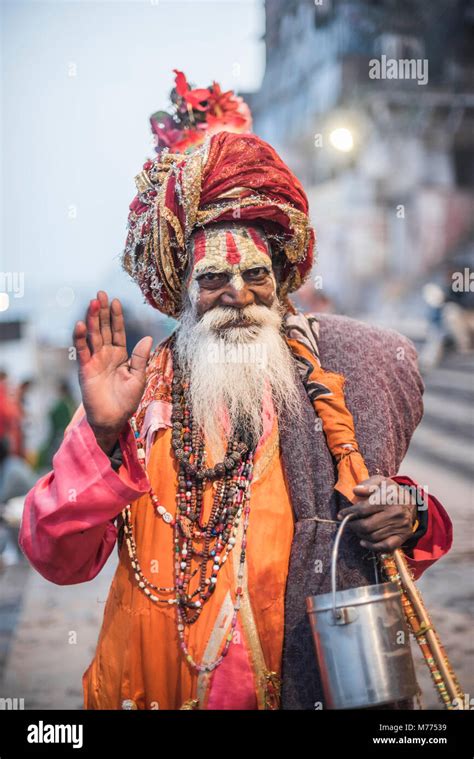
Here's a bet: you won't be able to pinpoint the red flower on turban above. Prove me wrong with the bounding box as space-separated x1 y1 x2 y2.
150 70 253 155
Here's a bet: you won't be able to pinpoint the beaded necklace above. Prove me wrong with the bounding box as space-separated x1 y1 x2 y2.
122 352 257 674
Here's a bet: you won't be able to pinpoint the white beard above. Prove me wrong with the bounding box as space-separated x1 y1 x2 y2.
174 298 303 461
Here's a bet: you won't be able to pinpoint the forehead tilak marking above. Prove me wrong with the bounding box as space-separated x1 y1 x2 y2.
191 225 271 276
225 230 241 265
185 227 277 301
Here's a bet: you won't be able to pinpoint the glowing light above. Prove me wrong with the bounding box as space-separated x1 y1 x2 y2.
422 283 445 308
329 127 354 152
0 293 9 311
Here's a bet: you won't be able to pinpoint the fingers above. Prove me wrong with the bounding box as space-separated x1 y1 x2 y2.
73 320 91 366
129 336 153 376
341 502 411 536
110 298 127 348
343 502 412 552
340 476 399 519
344 511 395 535
352 475 385 499
339 474 414 551
359 534 405 553
338 501 386 520
86 298 103 353
360 525 405 543
76 292 122 360
97 290 112 345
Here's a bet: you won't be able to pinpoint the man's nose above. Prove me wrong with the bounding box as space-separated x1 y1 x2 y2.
219 283 255 308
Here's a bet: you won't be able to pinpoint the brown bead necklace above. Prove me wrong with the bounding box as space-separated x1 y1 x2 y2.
122 351 256 673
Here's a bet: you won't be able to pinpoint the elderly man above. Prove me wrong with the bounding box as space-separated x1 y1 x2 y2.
19 130 451 711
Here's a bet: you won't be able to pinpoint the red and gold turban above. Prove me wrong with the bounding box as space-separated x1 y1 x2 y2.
122 131 315 317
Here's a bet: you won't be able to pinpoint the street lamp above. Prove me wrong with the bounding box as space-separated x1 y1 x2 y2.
329 127 354 152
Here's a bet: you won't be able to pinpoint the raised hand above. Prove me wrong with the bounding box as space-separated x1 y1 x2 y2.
73 290 153 453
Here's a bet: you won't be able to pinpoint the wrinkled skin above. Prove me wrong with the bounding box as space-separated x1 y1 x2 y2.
339 475 418 551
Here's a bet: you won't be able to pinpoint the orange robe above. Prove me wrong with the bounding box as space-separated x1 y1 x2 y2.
20 340 452 710
82 414 295 710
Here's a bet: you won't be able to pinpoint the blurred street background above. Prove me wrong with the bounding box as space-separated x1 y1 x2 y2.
0 0 473 710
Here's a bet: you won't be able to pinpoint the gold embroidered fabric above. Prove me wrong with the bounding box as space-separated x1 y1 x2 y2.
122 132 315 316
180 699 199 710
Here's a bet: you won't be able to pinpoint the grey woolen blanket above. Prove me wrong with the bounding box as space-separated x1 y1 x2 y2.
279 313 424 710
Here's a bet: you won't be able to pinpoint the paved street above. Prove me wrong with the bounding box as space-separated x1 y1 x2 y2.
402 352 474 709
0 352 472 710
0 551 117 710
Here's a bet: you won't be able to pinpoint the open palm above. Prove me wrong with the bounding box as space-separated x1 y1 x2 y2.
73 291 153 441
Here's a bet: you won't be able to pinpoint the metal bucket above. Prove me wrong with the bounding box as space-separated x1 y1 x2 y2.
306 515 419 709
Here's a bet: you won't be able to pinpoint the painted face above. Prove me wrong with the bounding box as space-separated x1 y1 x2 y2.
187 223 276 313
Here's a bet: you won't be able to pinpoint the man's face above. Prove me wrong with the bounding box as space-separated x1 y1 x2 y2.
176 222 302 458
187 223 276 319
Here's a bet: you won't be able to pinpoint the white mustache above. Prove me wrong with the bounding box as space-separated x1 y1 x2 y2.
198 304 282 332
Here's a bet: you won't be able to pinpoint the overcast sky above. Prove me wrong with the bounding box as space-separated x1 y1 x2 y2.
0 0 265 337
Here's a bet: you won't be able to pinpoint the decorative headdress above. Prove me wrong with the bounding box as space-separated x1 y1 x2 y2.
150 69 252 155
122 72 315 317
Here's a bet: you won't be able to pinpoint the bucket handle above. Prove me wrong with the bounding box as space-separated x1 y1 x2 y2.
331 513 355 620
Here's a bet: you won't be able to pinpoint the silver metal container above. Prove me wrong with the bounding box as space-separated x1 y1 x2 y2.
306 515 419 709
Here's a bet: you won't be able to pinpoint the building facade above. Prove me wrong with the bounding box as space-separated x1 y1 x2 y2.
247 0 474 317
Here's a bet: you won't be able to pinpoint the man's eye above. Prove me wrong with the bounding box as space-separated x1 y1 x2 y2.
244 267 269 280
198 272 228 287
